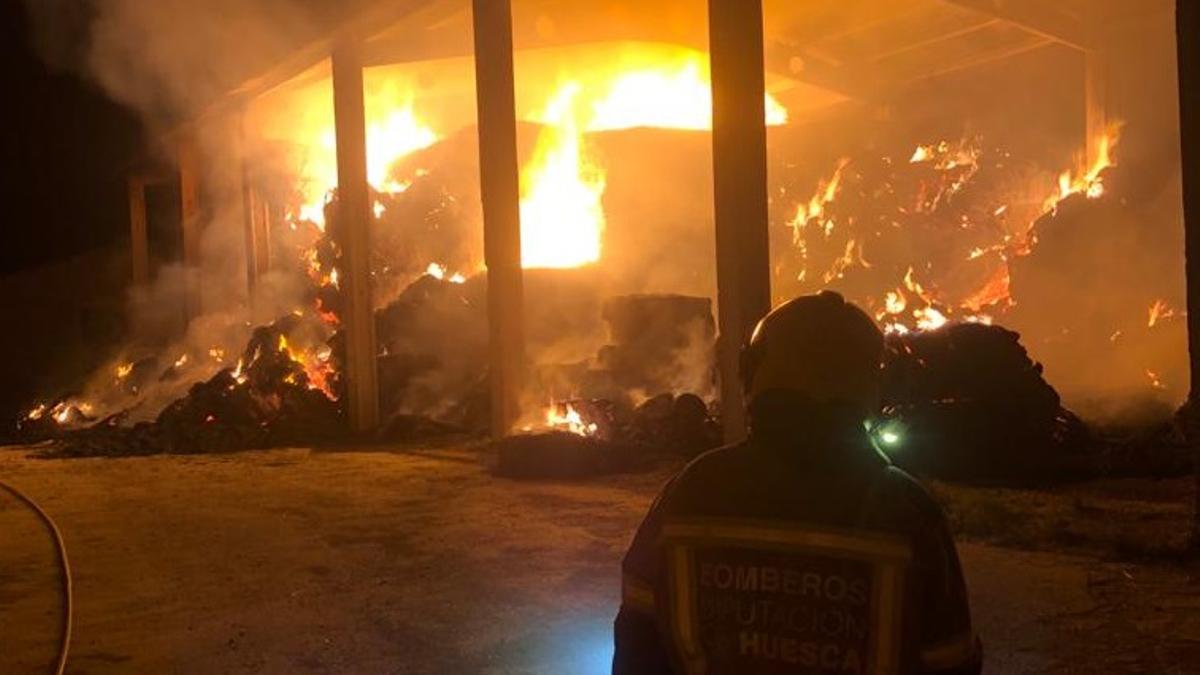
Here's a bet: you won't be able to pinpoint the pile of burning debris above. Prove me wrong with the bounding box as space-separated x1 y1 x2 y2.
494 392 719 479
16 120 1184 485
21 266 725 461
18 264 1120 485
32 317 341 457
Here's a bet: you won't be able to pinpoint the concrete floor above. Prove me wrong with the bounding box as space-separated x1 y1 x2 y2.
2 446 1198 674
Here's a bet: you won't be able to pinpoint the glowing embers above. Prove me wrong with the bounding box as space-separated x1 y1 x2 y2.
24 400 93 427
425 262 466 284
877 267 993 336
785 133 1081 335
276 333 337 400
1147 299 1177 328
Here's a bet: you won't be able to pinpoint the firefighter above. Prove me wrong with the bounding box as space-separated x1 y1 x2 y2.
613 291 980 675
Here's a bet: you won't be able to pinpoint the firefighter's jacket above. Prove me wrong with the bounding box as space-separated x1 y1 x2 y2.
613 397 981 675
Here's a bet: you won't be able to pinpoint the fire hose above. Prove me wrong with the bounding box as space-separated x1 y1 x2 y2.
0 480 72 675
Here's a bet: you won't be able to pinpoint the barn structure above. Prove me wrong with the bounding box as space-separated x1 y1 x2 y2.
123 0 1194 441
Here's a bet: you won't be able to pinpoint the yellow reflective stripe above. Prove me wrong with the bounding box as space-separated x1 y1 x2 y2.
661 518 913 563
920 630 979 670
668 544 706 675
871 563 905 675
621 573 656 614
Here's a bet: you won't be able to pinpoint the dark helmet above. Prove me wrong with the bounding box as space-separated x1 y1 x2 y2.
740 291 884 416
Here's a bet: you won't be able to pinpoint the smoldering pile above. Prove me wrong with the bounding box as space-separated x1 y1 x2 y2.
39 317 342 457
24 267 724 460
495 294 723 479
878 322 1092 482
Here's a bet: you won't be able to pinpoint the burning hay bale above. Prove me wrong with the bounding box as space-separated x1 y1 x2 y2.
624 392 720 455
1006 187 1188 407
878 322 1090 482
42 318 342 457
495 393 721 480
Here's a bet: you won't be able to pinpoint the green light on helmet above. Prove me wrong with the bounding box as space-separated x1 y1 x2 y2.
870 420 905 453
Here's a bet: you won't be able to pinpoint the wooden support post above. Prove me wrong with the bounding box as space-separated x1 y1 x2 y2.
177 133 203 319
127 175 150 286
238 115 271 295
1176 0 1200 545
1085 47 1110 168
242 180 271 291
332 38 382 434
471 0 526 438
709 0 772 443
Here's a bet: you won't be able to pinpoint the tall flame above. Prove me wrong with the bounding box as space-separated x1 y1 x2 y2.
518 54 789 269
520 83 607 269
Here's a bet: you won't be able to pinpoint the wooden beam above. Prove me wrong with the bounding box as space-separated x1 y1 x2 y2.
471 0 526 438
1176 0 1200 548
210 0 456 119
709 0 772 443
331 37 381 434
127 175 150 286
902 36 1053 84
177 133 203 319
769 32 1051 104
766 47 879 101
867 18 1002 63
940 0 1093 51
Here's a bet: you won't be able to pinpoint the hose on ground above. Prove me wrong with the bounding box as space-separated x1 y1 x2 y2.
0 479 72 675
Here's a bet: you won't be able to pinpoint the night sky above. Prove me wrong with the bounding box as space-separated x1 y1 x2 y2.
0 0 142 277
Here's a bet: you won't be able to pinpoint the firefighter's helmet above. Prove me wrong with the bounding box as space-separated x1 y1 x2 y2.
740 291 884 416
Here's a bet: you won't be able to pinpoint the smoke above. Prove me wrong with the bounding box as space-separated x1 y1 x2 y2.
24 0 318 133
17 0 335 421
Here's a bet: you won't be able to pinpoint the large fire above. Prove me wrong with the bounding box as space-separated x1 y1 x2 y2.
270 45 790 271
290 94 440 231
519 83 607 268
519 49 788 269
787 127 1123 337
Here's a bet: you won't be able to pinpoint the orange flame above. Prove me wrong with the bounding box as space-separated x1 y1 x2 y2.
1147 299 1176 328
545 402 599 437
1043 125 1120 213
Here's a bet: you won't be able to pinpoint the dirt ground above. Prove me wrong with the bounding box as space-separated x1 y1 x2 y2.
2 445 1200 674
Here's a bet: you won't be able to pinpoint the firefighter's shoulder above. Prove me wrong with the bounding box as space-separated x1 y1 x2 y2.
621 442 749 568
872 464 952 528
654 440 757 512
